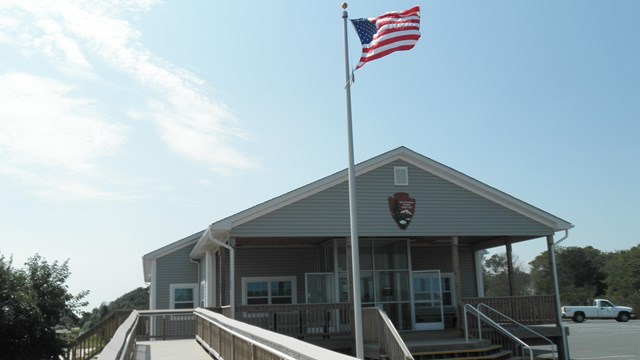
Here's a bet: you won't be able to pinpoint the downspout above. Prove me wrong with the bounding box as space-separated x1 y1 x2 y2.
551 230 569 360
188 257 201 308
207 226 235 319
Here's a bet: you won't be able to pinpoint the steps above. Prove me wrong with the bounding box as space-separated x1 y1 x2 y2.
410 343 513 360
397 330 513 360
411 345 513 360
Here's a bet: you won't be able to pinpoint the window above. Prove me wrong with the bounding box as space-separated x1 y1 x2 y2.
394 166 409 186
440 273 455 307
242 277 296 305
170 284 198 309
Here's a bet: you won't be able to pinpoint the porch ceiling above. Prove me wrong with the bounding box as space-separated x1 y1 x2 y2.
235 237 336 247
232 235 545 250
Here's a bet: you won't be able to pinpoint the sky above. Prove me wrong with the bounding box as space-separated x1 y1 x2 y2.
0 0 638 311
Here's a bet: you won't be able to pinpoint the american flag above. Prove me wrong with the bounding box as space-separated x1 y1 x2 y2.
350 6 421 70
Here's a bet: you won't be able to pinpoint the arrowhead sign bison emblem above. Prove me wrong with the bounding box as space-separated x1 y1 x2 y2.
388 192 416 230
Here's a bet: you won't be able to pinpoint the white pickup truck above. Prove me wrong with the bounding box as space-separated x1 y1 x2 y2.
562 299 635 323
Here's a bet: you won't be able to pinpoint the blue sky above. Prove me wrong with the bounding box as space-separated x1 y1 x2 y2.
0 1 638 310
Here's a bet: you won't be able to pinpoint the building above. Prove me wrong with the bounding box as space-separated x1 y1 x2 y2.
142 146 572 354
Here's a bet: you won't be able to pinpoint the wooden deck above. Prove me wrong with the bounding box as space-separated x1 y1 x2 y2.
134 339 211 360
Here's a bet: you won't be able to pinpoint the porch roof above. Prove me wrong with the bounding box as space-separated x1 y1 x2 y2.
190 146 572 259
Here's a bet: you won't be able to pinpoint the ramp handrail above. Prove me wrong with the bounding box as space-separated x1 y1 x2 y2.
362 307 414 360
195 308 358 360
65 310 132 360
478 303 556 360
96 310 139 360
464 304 533 360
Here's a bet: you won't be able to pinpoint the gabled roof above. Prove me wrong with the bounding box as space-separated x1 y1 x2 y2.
190 146 573 258
142 230 203 282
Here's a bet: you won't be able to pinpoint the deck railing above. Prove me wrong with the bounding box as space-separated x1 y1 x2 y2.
460 295 557 325
65 310 132 360
235 303 351 338
96 311 140 360
135 309 196 341
195 308 358 360
362 307 413 360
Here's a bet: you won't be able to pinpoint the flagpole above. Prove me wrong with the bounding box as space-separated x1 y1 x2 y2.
341 3 363 359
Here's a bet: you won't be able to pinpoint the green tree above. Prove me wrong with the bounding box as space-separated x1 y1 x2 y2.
603 244 640 312
0 253 88 359
81 287 149 331
529 246 607 305
483 253 532 296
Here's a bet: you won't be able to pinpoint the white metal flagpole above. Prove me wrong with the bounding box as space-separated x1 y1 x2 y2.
341 3 363 359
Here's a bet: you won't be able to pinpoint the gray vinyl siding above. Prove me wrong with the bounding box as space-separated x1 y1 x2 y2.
234 247 320 306
231 160 553 238
410 244 477 298
155 245 199 309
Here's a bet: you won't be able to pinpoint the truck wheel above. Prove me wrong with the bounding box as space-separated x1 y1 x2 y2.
617 312 630 322
573 313 585 323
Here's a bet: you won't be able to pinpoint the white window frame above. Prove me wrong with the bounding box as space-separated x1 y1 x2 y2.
169 283 199 309
394 166 409 186
241 276 297 305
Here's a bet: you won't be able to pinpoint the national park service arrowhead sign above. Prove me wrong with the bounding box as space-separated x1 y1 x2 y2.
388 192 416 230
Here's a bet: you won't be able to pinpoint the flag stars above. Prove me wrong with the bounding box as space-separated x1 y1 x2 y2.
351 19 377 44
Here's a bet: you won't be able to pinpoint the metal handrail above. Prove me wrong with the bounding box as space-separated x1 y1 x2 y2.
478 303 556 360
463 304 534 360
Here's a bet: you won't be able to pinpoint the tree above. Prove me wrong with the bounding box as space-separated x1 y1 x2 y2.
603 245 640 312
81 286 149 331
483 253 532 296
0 253 88 359
529 246 607 305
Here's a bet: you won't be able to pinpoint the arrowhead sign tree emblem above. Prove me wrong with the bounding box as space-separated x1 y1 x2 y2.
388 192 416 230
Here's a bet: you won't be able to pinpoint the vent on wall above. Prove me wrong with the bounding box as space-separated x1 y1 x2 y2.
394 166 409 186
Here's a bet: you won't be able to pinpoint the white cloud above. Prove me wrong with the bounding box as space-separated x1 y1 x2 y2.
0 0 255 200
0 72 125 171
0 72 130 200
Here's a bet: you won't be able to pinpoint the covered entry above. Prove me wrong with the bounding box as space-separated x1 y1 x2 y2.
305 238 452 331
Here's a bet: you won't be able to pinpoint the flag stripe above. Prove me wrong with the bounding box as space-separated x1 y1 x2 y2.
350 6 421 70
361 34 421 55
357 43 418 65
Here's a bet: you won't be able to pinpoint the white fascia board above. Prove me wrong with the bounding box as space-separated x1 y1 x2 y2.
142 231 203 282
210 148 406 230
188 146 571 262
398 150 574 231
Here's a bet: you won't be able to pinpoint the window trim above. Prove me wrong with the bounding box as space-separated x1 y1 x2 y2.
241 276 297 305
394 166 409 186
169 283 199 309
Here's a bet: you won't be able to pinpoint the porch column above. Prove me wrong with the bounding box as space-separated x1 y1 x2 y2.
220 248 226 309
546 236 561 326
547 235 570 360
451 236 462 326
505 242 515 296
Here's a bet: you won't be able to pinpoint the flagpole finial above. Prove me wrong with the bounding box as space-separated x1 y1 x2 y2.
342 2 347 9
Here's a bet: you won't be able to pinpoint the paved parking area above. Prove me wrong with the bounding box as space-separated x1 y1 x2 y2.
565 320 640 359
